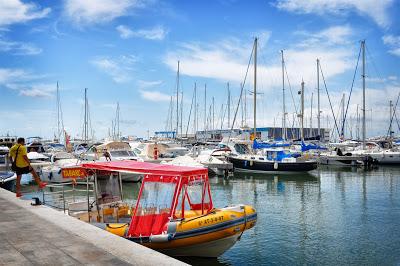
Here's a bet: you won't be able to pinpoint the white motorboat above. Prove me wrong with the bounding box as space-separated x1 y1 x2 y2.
318 150 366 167
80 141 143 182
352 142 400 165
0 171 16 190
0 146 9 167
39 152 80 183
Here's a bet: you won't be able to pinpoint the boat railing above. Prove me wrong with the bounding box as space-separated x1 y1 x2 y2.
42 181 95 217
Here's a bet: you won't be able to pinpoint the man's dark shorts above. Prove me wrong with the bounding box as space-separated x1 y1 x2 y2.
15 166 31 175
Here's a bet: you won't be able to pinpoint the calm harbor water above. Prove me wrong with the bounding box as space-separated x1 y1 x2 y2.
21 166 400 265
180 166 400 265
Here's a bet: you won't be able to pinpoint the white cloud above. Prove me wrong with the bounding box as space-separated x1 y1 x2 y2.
274 0 393 28
382 35 400 57
19 88 52 98
116 25 168 40
137 80 163 88
164 41 253 83
0 68 30 83
0 0 50 26
7 83 55 98
296 25 353 46
139 90 171 102
164 30 353 90
0 68 55 98
0 39 42 55
64 0 144 25
90 55 137 83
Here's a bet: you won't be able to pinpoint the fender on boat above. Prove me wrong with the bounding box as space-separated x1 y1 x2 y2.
150 234 174 243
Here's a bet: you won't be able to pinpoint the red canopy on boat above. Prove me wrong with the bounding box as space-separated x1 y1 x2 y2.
81 160 207 176
82 160 212 237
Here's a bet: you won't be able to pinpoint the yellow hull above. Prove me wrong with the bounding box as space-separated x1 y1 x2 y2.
103 204 257 257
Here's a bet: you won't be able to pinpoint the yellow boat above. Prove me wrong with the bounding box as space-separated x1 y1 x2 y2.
82 161 257 257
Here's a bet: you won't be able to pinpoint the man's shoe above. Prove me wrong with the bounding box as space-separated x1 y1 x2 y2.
39 182 47 189
16 192 22 198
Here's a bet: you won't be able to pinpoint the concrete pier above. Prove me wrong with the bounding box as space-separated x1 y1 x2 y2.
0 188 187 266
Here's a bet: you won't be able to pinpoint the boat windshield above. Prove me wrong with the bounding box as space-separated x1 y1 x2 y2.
96 174 122 204
135 181 175 216
110 150 137 157
128 172 212 238
129 177 178 237
234 144 250 154
175 178 211 218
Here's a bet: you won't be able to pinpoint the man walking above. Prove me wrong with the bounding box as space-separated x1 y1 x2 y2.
9 137 47 197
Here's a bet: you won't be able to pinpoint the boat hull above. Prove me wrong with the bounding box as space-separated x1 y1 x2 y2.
229 157 317 173
318 155 364 167
100 205 257 257
159 234 240 257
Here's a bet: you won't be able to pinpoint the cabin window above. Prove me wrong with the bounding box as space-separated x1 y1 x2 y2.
174 177 211 218
136 182 175 216
234 144 250 154
96 174 122 204
129 178 177 237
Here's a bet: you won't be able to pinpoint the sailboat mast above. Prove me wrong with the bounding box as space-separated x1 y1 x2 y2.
180 89 183 142
341 93 345 139
212 96 215 131
117 102 120 140
204 84 207 137
176 61 180 140
300 80 304 141
362 40 366 149
310 92 313 137
389 100 393 139
253 37 258 140
240 83 244 127
227 82 230 129
194 83 197 136
356 104 360 140
317 59 321 139
84 88 88 143
57 81 60 141
244 84 247 126
281 50 286 140
169 96 173 133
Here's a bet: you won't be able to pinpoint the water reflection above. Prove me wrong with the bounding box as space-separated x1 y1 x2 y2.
186 167 400 265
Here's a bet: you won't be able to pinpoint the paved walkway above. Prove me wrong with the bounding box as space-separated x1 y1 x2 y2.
0 189 186 266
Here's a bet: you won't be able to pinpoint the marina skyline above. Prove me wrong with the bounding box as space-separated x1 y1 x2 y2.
1 0 400 139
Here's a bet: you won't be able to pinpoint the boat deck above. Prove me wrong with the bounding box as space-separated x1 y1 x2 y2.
0 188 186 266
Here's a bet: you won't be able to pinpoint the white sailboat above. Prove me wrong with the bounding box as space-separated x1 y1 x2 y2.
228 38 317 173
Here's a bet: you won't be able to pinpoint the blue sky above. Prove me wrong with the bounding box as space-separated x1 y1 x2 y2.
0 0 399 140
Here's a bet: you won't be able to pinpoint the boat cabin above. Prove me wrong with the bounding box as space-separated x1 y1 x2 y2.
81 161 212 238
